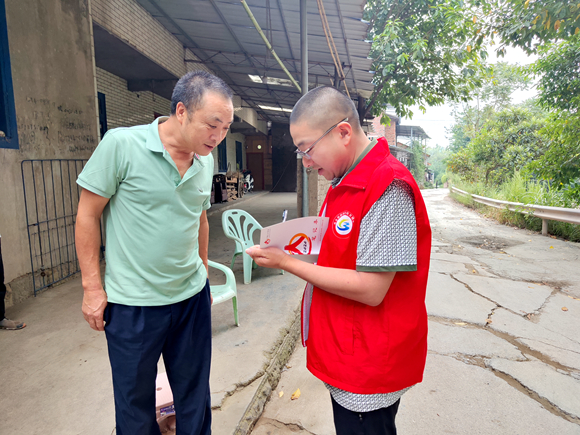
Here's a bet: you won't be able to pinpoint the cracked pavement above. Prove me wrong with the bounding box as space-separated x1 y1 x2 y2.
252 188 580 435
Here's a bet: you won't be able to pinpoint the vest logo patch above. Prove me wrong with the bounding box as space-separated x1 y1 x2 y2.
333 211 354 238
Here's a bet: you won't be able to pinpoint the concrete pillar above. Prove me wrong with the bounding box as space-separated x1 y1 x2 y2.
542 219 548 236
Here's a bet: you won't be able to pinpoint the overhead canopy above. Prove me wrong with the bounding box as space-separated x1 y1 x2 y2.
396 125 431 141
134 0 375 124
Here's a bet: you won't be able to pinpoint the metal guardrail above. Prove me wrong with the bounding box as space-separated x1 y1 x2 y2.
450 186 580 236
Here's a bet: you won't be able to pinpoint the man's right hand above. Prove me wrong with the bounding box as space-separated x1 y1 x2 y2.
82 288 108 331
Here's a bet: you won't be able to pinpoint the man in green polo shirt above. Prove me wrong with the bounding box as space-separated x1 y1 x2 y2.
75 70 234 435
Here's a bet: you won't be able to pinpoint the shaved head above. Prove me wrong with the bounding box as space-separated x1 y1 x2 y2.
290 86 361 131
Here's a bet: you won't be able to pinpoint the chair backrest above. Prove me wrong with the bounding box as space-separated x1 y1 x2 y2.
222 209 263 249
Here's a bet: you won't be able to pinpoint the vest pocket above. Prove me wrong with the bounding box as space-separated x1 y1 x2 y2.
338 299 355 355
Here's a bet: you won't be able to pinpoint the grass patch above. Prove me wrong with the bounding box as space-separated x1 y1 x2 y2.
449 173 580 242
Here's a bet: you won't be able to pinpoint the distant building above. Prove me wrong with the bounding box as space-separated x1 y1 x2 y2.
369 115 432 183
369 114 412 170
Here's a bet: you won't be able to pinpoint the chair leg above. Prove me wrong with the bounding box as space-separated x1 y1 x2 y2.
243 253 253 284
232 296 239 326
230 252 241 270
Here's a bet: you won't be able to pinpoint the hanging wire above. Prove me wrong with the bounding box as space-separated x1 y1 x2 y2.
265 0 272 66
316 0 350 98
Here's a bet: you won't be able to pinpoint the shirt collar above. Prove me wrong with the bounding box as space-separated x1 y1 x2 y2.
331 138 378 188
145 116 167 153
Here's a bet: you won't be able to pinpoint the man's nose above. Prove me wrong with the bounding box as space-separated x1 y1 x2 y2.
209 132 220 143
301 156 312 168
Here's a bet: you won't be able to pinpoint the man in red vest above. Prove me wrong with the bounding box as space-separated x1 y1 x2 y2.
246 86 431 434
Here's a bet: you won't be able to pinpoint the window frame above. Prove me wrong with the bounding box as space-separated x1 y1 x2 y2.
218 138 227 172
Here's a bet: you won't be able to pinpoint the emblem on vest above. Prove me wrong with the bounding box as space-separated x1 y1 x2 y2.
332 211 355 238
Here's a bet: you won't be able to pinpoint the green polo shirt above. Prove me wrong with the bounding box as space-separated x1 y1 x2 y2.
77 117 213 306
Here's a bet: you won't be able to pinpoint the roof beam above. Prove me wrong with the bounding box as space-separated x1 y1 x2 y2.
276 0 299 74
146 0 271 122
185 51 352 70
209 0 292 115
207 0 261 76
333 0 359 94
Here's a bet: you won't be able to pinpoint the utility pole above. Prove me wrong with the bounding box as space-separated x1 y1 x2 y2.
299 0 309 216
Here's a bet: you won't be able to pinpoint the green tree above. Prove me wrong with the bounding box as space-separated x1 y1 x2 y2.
447 107 547 185
409 140 428 187
426 145 450 185
526 36 580 198
446 62 532 152
478 0 580 54
363 0 488 120
446 119 472 154
477 62 532 110
534 36 580 112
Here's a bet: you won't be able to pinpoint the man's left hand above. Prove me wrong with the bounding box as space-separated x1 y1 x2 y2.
245 245 289 270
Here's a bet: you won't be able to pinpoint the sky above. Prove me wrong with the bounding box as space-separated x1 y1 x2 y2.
396 46 539 148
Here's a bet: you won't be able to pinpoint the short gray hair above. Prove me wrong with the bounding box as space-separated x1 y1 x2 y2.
171 71 233 115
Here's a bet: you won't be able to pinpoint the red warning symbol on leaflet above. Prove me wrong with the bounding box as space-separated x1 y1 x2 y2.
284 233 312 255
264 239 271 245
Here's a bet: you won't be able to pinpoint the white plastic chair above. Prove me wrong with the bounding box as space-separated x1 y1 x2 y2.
208 260 239 326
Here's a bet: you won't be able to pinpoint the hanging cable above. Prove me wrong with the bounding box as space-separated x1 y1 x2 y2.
316 0 350 98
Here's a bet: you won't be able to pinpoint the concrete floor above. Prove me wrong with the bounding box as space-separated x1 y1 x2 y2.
4 188 580 435
252 188 580 435
0 192 305 435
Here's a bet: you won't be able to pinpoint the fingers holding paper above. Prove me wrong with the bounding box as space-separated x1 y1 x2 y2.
246 245 289 269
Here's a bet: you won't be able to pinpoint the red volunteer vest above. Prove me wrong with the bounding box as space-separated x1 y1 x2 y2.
303 137 431 394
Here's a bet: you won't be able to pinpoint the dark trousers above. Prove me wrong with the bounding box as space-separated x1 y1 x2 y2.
0 237 6 320
331 395 400 435
104 281 212 435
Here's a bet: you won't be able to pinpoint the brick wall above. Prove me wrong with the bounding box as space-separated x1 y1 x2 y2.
370 117 384 138
384 119 396 146
96 67 171 130
91 0 210 78
370 116 397 146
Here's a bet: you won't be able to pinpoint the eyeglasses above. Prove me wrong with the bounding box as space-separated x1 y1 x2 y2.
294 117 348 159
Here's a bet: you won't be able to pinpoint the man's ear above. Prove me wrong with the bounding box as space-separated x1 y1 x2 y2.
175 102 188 124
338 122 352 142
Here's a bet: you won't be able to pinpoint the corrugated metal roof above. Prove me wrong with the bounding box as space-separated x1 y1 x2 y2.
397 125 431 140
135 0 374 123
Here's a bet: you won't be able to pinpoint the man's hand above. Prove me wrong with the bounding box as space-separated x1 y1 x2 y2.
76 189 110 331
82 287 108 331
246 244 396 307
245 245 289 270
